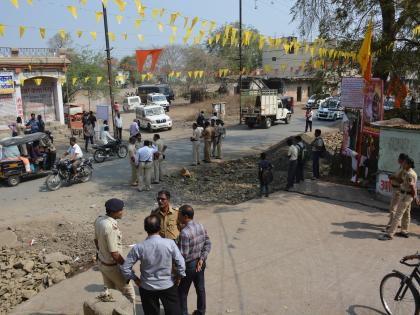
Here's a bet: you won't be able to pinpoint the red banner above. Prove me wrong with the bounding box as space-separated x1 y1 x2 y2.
135 49 163 73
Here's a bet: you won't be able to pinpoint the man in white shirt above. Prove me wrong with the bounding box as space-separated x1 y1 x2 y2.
191 123 203 166
114 113 123 140
100 121 116 146
129 119 140 138
305 108 313 133
285 138 298 191
210 112 218 123
136 140 156 191
62 137 83 177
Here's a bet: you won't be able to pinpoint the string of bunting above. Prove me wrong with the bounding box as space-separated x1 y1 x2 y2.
3 0 373 61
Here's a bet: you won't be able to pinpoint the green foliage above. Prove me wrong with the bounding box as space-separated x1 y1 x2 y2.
63 48 109 103
206 22 262 71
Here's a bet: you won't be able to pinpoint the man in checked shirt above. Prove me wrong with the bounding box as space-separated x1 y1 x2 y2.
177 205 211 315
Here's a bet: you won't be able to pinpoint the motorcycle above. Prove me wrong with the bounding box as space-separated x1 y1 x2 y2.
93 139 128 163
45 158 93 191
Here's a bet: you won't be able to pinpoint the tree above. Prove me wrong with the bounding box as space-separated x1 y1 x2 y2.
291 0 420 81
47 32 73 49
63 48 109 108
119 55 140 87
206 22 262 72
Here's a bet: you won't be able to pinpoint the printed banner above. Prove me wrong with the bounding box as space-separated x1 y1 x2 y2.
0 72 14 94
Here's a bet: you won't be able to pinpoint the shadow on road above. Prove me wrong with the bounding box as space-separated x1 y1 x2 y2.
346 304 386 315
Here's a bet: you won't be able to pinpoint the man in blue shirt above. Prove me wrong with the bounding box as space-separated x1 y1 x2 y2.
121 214 186 315
26 113 39 133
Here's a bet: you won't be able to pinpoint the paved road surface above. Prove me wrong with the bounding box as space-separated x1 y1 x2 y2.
0 109 338 226
11 183 418 315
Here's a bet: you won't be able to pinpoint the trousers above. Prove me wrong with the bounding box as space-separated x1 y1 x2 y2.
211 138 217 156
312 151 321 178
204 141 211 162
192 141 200 165
216 139 223 159
130 162 138 185
387 193 413 237
386 190 401 226
84 136 94 151
138 162 153 190
305 120 312 132
98 263 135 303
295 160 304 183
178 259 206 315
153 155 164 182
139 285 181 315
287 160 297 188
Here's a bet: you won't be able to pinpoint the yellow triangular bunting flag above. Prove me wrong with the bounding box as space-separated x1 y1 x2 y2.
59 29 66 41
77 30 83 38
95 11 103 23
115 0 126 12
34 78 42 86
90 32 97 41
0 24 5 37
116 15 123 24
67 6 78 19
137 34 144 42
39 28 46 39
122 32 127 40
19 26 26 38
108 32 115 41
96 76 103 84
10 0 19 9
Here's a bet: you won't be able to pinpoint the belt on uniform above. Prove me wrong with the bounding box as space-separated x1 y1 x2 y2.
98 258 117 266
400 190 412 195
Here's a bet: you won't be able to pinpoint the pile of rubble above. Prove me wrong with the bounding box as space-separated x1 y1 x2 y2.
323 132 343 153
0 222 95 314
0 248 72 313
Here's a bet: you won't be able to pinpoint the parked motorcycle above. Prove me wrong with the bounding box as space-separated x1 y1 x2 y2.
45 158 93 191
93 139 128 163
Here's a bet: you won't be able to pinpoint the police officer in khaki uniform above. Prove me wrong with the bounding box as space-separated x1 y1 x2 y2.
380 157 419 240
150 190 180 241
128 137 138 186
201 121 214 163
385 153 407 228
94 198 135 302
152 134 167 184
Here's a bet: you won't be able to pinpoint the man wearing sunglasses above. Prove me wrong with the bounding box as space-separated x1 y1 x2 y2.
151 190 180 241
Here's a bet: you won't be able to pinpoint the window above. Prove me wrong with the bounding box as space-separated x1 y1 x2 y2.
272 57 277 61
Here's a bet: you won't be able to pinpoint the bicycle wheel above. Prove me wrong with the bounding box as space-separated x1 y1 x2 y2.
380 272 420 315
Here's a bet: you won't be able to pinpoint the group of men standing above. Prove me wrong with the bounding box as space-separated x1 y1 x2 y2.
192 112 226 165
128 134 167 192
94 191 211 315
379 154 419 240
284 129 325 191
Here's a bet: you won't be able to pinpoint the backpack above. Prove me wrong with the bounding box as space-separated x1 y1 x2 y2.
296 143 307 161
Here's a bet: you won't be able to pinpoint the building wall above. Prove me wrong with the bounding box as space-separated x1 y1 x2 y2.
283 81 313 104
0 71 66 130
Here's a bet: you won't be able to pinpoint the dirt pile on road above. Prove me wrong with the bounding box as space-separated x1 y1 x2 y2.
323 132 343 152
0 222 95 314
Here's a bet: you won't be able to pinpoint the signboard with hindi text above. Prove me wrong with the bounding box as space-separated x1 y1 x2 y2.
340 77 365 108
0 72 14 94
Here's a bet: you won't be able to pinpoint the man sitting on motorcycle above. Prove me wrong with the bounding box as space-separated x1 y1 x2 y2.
62 137 83 178
100 121 116 148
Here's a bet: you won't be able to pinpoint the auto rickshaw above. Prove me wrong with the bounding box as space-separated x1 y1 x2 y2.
0 132 55 186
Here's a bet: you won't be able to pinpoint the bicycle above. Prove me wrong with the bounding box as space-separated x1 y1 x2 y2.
380 254 420 315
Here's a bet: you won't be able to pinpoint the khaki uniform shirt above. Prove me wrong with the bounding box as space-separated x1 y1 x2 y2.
151 205 180 240
154 139 164 153
94 215 122 264
202 127 215 141
390 168 404 188
401 168 418 193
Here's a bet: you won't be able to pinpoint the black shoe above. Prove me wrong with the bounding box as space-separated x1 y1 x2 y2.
395 232 409 238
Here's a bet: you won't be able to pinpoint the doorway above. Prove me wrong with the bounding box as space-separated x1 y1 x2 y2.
297 86 302 102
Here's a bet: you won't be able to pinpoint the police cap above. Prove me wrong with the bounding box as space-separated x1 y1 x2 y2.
105 198 124 212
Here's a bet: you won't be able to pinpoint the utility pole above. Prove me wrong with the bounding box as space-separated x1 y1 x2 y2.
239 0 243 124
102 3 115 133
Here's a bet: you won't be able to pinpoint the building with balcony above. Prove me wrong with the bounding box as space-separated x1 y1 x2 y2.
0 47 70 131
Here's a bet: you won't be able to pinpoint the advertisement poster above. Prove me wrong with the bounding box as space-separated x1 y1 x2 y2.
363 78 384 125
340 77 365 108
0 72 14 94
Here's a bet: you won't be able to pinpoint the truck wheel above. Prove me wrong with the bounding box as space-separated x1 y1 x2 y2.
7 175 20 187
284 115 291 124
263 118 272 129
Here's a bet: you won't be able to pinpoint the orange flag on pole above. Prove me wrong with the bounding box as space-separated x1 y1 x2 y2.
357 18 373 82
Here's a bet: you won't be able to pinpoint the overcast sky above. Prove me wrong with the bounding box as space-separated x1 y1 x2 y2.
0 0 305 58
